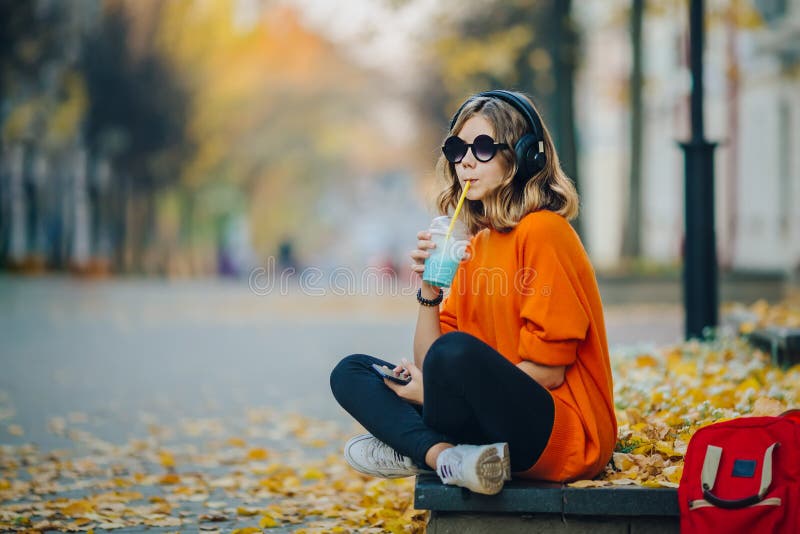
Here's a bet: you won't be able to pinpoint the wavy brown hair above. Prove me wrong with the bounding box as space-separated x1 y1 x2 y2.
436 92 579 235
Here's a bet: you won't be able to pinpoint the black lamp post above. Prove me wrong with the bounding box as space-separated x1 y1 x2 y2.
680 0 719 340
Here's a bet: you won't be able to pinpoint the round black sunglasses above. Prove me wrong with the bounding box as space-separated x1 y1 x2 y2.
442 134 509 163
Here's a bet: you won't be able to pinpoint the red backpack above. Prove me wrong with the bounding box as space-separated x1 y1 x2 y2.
678 412 800 533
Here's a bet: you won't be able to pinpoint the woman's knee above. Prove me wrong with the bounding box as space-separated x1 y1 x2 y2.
330 353 372 399
423 331 482 375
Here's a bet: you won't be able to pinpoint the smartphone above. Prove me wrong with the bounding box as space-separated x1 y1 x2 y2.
371 363 411 384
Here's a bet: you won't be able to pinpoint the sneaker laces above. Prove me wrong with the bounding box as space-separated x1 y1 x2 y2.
367 439 409 469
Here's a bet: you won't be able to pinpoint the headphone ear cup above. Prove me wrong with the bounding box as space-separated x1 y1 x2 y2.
513 133 537 183
531 151 547 174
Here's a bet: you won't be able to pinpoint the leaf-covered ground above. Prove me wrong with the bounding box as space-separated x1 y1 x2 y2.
1 409 426 533
2 311 799 532
581 335 799 488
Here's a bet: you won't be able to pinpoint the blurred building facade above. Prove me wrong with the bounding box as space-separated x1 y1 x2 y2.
577 0 800 275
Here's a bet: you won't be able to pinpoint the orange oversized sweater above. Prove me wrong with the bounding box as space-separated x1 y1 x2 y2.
439 210 617 482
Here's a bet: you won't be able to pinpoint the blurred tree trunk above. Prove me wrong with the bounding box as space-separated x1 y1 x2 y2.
126 186 157 274
521 0 582 236
549 0 582 237
179 188 196 275
0 143 6 265
722 2 740 271
69 147 90 270
145 186 157 274
422 0 584 237
621 0 644 260
6 143 26 265
27 146 48 271
110 172 127 273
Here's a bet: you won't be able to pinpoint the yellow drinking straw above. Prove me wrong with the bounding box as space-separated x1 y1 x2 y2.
445 181 471 241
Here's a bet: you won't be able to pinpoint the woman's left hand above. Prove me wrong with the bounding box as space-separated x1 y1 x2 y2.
517 360 566 390
384 358 424 405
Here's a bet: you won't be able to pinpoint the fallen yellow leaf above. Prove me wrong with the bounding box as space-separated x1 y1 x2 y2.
736 376 761 393
663 465 683 484
159 451 175 468
612 452 634 471
739 322 755 334
654 441 681 458
302 468 325 480
634 354 659 367
247 448 269 461
62 500 94 517
259 514 279 528
567 479 606 488
158 473 180 485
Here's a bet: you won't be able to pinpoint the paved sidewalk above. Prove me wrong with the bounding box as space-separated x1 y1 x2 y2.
1 277 682 443
1 277 682 445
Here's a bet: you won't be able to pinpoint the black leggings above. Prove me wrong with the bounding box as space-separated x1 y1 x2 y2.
330 331 555 472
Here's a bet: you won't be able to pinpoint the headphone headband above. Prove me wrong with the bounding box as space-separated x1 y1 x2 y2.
448 89 543 146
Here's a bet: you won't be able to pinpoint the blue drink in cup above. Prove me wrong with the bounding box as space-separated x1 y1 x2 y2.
422 215 469 288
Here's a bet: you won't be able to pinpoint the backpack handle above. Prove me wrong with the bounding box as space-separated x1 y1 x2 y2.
700 442 779 509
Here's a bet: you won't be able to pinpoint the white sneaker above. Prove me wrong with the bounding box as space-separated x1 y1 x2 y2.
495 443 512 481
436 442 510 495
344 434 431 479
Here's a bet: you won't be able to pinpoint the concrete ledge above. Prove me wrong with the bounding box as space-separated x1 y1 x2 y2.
425 513 679 534
415 475 563 514
746 327 800 367
562 485 678 516
415 474 679 516
416 475 680 533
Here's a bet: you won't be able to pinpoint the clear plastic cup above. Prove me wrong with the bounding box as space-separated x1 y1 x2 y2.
422 215 469 288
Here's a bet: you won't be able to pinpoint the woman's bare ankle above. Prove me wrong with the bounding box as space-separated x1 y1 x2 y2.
425 442 454 470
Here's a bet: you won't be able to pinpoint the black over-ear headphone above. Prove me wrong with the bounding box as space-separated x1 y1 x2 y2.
448 90 547 186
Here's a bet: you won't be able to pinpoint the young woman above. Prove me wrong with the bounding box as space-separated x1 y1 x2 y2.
329 90 617 495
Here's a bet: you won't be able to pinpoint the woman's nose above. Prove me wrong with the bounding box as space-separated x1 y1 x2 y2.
460 148 477 167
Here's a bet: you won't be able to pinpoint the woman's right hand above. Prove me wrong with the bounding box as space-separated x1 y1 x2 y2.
384 358 424 405
410 230 436 277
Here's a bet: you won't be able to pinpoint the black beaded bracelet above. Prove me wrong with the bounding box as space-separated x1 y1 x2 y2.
417 287 444 307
